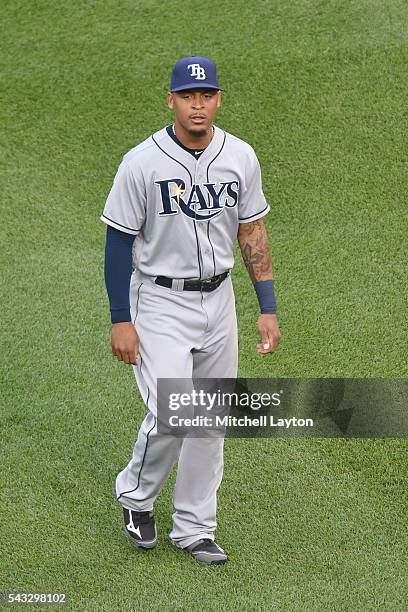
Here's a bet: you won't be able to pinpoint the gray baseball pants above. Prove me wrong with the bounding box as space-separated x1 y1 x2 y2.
115 270 238 548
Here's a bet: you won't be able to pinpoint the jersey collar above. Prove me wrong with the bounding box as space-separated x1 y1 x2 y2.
162 124 225 169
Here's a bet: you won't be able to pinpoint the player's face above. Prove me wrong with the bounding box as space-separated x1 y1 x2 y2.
167 89 221 137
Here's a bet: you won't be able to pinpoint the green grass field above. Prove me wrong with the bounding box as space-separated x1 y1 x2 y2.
1 0 407 610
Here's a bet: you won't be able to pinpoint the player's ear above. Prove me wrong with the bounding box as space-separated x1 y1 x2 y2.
216 91 221 108
167 92 175 110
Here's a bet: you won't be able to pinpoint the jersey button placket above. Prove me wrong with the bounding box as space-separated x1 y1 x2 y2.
198 166 213 280
194 163 206 278
192 163 202 280
194 162 202 183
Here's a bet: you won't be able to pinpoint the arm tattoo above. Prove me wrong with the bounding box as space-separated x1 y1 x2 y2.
238 219 273 283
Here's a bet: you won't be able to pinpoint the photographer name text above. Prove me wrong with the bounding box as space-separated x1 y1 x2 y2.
168 415 314 428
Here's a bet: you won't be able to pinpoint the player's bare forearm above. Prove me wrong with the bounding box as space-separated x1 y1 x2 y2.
237 219 273 283
238 219 281 354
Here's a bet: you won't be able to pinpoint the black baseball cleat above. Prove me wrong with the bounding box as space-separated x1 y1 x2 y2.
123 508 157 549
185 539 228 565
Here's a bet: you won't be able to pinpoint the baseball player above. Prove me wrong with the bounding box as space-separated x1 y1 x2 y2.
102 55 281 565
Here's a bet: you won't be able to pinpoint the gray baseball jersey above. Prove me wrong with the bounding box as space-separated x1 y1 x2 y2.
101 125 270 278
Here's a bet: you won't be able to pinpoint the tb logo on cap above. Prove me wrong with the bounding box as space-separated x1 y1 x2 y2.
187 63 206 80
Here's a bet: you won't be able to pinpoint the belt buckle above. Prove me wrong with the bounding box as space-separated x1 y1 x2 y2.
201 277 213 289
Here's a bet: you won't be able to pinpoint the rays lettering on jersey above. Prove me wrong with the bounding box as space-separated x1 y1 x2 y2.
155 179 239 220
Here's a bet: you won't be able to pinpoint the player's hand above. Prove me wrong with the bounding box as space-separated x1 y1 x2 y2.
257 314 281 354
111 322 140 365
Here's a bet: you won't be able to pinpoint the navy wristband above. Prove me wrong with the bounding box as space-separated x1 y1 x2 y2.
254 280 277 314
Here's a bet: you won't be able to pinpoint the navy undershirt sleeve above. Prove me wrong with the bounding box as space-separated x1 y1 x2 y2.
104 225 135 323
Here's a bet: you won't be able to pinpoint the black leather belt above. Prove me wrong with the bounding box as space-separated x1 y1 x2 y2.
155 271 229 292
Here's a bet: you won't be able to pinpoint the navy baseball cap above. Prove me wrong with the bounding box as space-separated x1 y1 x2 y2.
170 55 222 92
